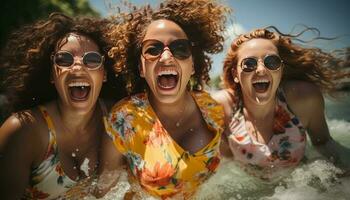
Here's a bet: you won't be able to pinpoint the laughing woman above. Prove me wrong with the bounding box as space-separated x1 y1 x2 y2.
214 27 350 179
101 0 230 198
0 13 125 199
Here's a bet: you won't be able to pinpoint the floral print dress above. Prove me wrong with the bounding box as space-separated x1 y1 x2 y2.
227 88 307 179
106 91 224 199
23 106 76 199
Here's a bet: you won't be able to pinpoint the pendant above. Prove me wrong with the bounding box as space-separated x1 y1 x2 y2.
176 122 180 127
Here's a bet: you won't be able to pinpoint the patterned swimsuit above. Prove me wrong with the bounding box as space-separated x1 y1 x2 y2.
23 100 107 199
226 89 307 179
106 91 224 199
23 106 76 199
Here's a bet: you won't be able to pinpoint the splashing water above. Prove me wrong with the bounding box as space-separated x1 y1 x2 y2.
65 96 350 199
80 158 90 177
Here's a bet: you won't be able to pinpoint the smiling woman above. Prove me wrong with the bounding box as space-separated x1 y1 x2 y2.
99 0 230 199
0 13 126 199
213 27 350 179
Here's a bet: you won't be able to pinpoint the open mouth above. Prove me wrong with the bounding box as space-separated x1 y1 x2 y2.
68 82 91 101
252 79 270 93
156 70 179 90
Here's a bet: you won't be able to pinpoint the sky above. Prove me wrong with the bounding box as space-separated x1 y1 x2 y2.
88 0 350 76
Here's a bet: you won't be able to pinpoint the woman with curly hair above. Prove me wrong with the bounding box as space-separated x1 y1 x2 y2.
100 0 230 198
0 13 125 199
213 27 350 179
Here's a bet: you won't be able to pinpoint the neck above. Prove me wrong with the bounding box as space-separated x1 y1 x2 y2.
56 100 99 134
242 94 276 120
149 91 193 121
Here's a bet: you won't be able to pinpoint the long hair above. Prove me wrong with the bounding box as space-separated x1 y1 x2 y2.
222 27 350 97
0 12 127 119
108 0 230 94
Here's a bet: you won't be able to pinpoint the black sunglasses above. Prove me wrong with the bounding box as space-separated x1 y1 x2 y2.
239 55 283 72
52 51 104 70
140 39 193 61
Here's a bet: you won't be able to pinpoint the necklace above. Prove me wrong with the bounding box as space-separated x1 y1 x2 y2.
55 101 101 180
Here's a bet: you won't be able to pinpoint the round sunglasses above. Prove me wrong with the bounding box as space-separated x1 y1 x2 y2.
52 51 104 70
239 55 283 72
140 39 193 61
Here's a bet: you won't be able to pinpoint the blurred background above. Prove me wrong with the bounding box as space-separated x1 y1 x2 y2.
1 0 350 123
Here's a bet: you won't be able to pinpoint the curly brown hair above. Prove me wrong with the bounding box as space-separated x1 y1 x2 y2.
222 27 350 96
108 0 230 94
0 12 126 116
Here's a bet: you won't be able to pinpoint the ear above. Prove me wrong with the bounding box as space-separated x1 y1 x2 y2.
231 67 239 83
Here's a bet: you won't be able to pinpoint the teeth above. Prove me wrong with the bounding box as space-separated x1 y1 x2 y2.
68 82 90 87
157 70 178 76
252 79 269 84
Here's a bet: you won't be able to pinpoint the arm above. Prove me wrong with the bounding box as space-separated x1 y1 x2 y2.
0 115 38 199
211 89 234 158
284 81 350 169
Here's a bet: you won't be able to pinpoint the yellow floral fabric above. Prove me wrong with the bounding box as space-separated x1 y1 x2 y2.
106 91 224 199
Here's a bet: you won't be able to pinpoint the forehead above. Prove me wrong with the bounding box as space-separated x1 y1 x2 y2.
143 19 188 42
56 33 99 52
237 38 278 59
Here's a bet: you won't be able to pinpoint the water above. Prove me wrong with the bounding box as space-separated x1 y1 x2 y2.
196 119 350 199
62 93 350 199
195 93 350 200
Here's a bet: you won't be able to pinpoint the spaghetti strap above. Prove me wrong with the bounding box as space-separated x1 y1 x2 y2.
37 106 58 160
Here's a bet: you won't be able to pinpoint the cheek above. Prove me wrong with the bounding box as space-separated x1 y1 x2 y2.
273 70 283 83
92 70 105 86
181 59 194 76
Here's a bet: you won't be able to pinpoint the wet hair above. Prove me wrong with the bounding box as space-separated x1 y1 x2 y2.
108 0 230 94
0 12 126 119
222 26 350 96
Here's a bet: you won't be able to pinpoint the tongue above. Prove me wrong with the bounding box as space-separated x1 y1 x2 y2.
253 83 269 93
158 75 177 89
69 86 90 100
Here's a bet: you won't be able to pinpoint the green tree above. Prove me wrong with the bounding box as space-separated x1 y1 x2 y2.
0 0 99 49
0 0 100 123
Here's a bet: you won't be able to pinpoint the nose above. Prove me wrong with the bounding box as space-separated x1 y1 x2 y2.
71 57 84 71
255 60 266 75
158 47 173 62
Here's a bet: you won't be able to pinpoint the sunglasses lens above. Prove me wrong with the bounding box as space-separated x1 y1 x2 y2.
83 52 103 69
264 55 282 70
169 39 192 60
141 41 164 60
241 58 257 72
54 52 74 67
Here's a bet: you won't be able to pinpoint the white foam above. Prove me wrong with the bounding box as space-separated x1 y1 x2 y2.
80 158 90 177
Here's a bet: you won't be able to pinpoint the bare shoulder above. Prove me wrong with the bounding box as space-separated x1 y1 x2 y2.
282 80 325 126
283 80 322 100
211 89 231 104
0 114 28 149
211 89 236 117
0 109 45 156
0 109 47 198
